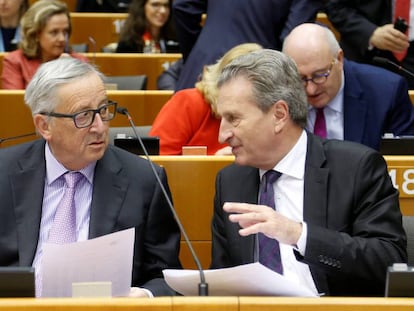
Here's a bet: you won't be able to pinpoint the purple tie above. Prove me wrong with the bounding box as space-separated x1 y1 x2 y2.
258 170 283 274
37 172 83 296
314 108 327 138
48 171 83 244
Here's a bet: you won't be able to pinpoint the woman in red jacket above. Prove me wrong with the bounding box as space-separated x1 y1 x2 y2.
149 43 262 155
1 0 88 89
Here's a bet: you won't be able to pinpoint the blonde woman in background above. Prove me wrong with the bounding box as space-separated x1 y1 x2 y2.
149 43 262 155
1 0 88 89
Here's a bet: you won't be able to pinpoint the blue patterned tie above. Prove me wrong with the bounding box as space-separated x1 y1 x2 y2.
258 170 283 274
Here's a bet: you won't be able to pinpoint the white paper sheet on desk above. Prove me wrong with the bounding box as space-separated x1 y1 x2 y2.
42 228 134 297
163 262 318 297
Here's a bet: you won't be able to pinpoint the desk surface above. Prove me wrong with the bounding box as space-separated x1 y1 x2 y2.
0 296 413 310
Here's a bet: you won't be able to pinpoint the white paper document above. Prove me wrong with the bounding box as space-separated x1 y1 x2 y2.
42 228 134 297
163 262 318 297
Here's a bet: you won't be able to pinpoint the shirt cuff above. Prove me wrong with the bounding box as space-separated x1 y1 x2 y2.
295 222 308 255
136 287 154 298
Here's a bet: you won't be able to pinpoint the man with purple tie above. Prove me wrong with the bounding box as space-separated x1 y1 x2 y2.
282 23 414 150
210 49 406 296
0 57 181 297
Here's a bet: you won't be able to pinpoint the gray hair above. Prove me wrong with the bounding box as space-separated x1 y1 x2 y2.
217 49 308 128
25 58 103 115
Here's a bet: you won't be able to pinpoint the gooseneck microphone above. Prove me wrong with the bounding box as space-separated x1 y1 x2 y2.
88 36 97 65
0 132 36 144
373 56 414 78
116 107 209 296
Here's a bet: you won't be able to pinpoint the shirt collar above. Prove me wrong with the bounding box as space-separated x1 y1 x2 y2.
260 130 307 181
45 142 96 185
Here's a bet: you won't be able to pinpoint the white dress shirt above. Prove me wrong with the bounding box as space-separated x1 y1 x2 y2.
259 130 319 295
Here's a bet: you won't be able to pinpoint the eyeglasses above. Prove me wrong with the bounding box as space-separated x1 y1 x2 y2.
40 100 117 128
301 59 336 86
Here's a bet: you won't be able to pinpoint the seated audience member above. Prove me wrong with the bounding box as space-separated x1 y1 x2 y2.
282 23 414 151
211 49 406 296
324 1 414 89
0 0 29 52
116 0 178 53
76 0 131 12
0 57 182 297
1 0 88 89
157 58 183 90
149 43 262 155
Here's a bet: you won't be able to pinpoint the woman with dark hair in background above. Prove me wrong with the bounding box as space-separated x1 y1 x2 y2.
1 0 88 89
116 0 178 53
0 0 29 51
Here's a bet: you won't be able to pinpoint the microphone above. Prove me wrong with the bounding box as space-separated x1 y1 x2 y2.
116 107 209 296
88 36 97 65
0 132 36 144
373 56 414 79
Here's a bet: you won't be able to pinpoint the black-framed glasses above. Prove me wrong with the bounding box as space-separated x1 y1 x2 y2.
40 100 117 128
301 59 336 86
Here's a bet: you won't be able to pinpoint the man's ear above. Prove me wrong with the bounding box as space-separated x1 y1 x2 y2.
33 115 51 140
272 100 289 133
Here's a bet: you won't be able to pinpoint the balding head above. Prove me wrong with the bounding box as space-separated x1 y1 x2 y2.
282 23 344 109
283 23 340 60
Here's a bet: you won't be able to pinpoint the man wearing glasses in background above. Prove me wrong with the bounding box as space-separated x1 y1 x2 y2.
282 23 414 151
0 57 181 297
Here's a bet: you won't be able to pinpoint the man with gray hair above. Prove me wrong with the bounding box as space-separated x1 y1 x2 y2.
210 49 406 296
282 23 414 150
0 57 181 297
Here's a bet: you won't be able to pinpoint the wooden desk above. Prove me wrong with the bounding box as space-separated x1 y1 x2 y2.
0 297 414 310
408 90 414 104
84 53 182 90
69 12 128 52
150 156 235 269
385 156 414 216
30 0 77 12
0 90 172 148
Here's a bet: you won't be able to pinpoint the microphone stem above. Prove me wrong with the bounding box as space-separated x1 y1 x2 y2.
0 132 36 144
123 112 208 296
397 65 414 79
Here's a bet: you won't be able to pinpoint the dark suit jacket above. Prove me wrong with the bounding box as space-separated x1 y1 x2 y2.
0 139 182 296
342 60 414 150
211 132 406 296
173 0 324 91
325 0 394 63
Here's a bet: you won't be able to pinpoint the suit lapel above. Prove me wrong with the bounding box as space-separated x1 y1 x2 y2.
238 167 260 262
342 61 368 144
303 133 330 292
88 148 129 238
303 134 329 229
11 140 46 266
